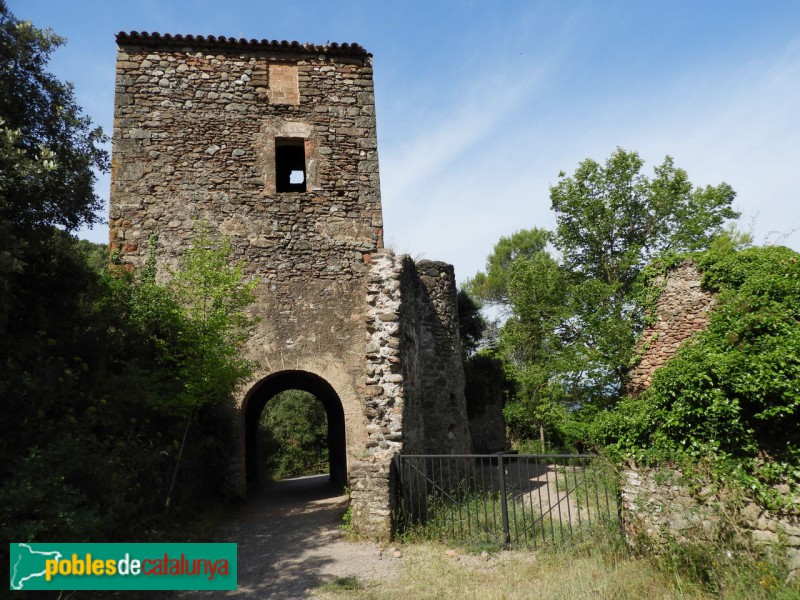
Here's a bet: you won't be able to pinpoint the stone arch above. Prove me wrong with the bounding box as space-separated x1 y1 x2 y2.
243 369 351 489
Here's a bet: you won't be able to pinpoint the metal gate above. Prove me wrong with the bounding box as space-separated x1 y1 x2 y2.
394 453 619 548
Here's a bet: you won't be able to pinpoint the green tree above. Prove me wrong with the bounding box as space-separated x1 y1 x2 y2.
168 227 259 414
0 0 107 332
464 227 551 307
457 288 486 360
139 228 259 507
475 149 739 434
551 149 737 291
258 390 329 479
0 0 109 497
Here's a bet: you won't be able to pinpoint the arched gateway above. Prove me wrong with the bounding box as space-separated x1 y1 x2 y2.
243 370 349 489
109 32 472 539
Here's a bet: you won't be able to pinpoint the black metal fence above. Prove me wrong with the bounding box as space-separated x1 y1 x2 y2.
394 453 618 549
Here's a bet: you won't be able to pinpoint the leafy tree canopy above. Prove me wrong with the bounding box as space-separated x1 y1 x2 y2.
0 0 107 334
551 149 737 290
258 390 329 480
0 0 106 231
464 227 551 306
457 288 486 360
468 148 740 435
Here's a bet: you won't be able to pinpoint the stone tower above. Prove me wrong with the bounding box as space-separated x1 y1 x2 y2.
110 32 471 538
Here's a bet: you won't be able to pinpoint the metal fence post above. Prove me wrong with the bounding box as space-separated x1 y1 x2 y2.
497 452 511 546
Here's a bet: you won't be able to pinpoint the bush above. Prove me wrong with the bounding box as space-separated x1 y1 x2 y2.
598 246 800 506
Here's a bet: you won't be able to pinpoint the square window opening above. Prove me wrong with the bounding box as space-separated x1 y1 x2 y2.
276 138 306 192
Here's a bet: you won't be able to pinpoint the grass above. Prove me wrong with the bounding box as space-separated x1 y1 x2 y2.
315 527 800 600
319 576 362 592
313 539 709 599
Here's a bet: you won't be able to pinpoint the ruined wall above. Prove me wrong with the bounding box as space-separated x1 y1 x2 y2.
622 260 799 573
622 467 800 576
110 33 381 494
464 355 507 453
627 259 716 396
414 261 472 455
352 251 471 538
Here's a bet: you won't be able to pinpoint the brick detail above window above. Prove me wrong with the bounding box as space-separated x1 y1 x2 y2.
267 63 299 105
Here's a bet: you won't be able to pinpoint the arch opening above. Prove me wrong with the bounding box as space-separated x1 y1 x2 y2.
244 370 347 491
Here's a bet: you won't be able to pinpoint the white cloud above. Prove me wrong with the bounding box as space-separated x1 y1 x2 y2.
379 33 800 285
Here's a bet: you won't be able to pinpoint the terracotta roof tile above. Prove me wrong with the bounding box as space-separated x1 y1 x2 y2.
116 31 370 58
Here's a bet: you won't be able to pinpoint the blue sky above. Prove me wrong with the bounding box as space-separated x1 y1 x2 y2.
9 0 800 284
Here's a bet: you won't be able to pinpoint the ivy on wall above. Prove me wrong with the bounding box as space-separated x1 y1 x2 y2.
594 245 800 508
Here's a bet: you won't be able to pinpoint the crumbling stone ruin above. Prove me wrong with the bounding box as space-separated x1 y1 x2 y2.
626 259 716 396
110 32 471 538
622 260 800 574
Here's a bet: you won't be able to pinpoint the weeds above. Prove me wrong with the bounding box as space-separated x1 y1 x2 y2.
320 576 362 592
395 457 620 553
656 535 799 599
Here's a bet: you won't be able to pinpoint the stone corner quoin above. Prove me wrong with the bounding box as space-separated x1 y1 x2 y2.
109 31 472 538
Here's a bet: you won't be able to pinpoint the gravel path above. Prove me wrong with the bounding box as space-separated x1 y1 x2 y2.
179 474 400 599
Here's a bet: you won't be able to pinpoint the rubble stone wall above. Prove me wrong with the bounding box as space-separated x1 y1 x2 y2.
622 467 800 575
623 260 798 575
627 259 716 396
111 34 381 501
351 251 471 538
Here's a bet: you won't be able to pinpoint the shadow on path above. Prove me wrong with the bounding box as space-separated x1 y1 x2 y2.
181 474 352 599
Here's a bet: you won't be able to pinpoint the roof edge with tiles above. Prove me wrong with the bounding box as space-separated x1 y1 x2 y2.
115 31 371 58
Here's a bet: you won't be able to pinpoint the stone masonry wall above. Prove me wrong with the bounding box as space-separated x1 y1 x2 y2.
110 34 381 498
413 260 472 455
622 259 799 575
351 251 471 538
112 33 472 540
622 467 800 576
627 259 716 396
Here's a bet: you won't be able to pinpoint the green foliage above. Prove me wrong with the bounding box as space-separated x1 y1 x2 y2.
551 149 737 289
457 288 486 359
76 238 111 274
464 227 551 306
0 1 107 332
0 232 258 543
0 1 107 231
543 148 737 406
167 225 258 414
258 390 329 480
654 528 799 598
473 149 740 447
597 246 800 506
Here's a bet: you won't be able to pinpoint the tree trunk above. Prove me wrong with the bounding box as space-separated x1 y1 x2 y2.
165 410 193 510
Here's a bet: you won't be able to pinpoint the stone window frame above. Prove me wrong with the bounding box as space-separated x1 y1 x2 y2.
260 121 318 194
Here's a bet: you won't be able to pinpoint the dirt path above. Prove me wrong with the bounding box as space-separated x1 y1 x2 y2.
179 475 400 599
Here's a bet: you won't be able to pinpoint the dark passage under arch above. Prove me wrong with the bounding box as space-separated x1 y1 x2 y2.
244 370 347 490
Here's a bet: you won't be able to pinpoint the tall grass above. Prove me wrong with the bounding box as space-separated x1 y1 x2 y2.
384 457 799 599
318 525 799 600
